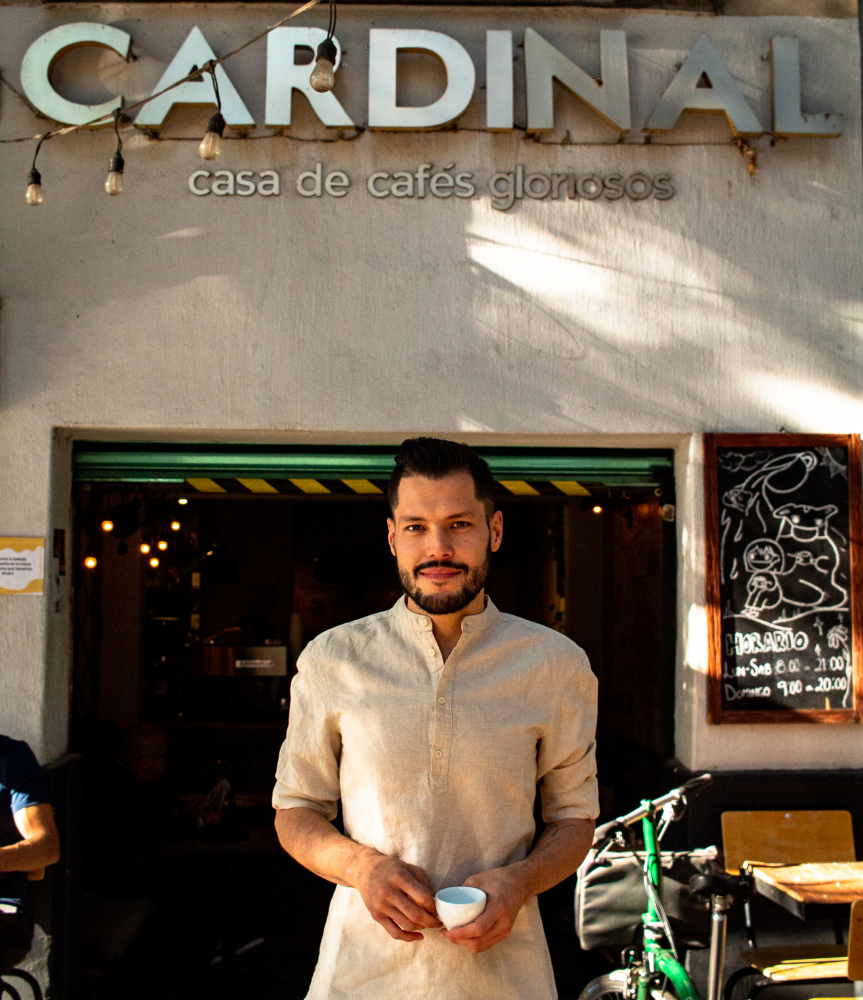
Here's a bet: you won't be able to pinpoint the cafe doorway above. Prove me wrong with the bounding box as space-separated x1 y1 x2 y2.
69 443 676 1000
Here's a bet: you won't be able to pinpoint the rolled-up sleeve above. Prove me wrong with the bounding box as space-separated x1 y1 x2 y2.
272 644 342 820
537 648 599 823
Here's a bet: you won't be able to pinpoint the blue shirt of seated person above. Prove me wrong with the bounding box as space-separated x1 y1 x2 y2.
0 735 50 919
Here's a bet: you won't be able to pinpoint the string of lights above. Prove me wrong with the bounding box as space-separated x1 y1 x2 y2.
1 107 754 149
3 0 323 204
2 0 769 204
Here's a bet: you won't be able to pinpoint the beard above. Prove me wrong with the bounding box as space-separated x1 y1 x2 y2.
397 543 491 616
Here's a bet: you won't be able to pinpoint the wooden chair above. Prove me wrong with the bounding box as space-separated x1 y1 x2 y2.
720 811 858 1000
722 811 856 875
730 898 863 993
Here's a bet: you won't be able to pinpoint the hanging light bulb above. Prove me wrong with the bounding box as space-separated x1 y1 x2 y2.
199 66 226 161
158 540 168 551
178 498 188 506
171 521 181 532
199 111 226 160
26 167 43 206
26 134 49 207
101 520 114 533
140 542 151 555
310 38 337 93
105 152 124 196
84 556 98 569
149 556 160 568
592 505 602 514
104 115 125 196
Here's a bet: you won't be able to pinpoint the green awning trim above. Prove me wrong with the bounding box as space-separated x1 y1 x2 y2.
73 443 673 488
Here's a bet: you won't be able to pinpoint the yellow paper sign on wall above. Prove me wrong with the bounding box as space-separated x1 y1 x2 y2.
0 538 45 595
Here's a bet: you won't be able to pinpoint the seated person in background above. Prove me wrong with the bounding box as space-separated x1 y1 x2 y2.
83 724 228 898
0 734 60 973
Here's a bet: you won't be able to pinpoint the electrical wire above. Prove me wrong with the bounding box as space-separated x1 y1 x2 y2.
0 1 772 157
30 132 50 173
207 62 222 113
0 0 770 166
112 111 123 159
327 0 337 43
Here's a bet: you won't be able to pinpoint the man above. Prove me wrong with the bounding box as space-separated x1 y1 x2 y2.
0 734 60 974
273 437 598 1000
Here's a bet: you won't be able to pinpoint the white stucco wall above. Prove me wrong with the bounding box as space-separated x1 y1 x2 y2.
0 5 860 767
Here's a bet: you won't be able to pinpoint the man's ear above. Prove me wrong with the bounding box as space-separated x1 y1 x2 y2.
490 510 503 553
387 517 397 557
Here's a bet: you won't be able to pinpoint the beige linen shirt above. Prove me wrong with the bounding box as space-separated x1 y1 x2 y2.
273 596 598 1000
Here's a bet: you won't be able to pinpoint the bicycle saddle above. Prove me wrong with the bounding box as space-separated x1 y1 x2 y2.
688 873 753 899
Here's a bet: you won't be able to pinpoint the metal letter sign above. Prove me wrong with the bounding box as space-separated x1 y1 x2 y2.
524 29 631 134
646 34 763 136
486 31 514 132
16 20 847 140
367 29 476 130
20 23 131 127
265 28 354 128
136 26 254 128
771 36 842 138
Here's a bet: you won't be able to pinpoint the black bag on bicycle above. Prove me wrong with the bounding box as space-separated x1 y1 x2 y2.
575 845 721 952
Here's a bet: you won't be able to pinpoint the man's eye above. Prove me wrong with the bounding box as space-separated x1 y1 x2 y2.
405 524 424 532
452 521 470 529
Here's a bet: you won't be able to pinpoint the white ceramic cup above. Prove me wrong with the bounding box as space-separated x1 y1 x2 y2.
434 886 487 930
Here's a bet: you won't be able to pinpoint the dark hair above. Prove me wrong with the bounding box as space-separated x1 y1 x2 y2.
388 437 497 517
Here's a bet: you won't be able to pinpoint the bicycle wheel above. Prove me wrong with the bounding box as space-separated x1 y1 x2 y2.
578 970 628 1000
578 970 688 1000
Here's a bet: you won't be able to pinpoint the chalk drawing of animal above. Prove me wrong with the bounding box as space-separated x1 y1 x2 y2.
772 503 847 621
742 539 784 614
720 451 819 587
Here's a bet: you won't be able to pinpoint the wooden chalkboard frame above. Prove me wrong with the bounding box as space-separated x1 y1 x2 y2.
705 433 863 725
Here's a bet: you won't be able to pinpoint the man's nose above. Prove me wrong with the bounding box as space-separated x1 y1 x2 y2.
424 526 454 558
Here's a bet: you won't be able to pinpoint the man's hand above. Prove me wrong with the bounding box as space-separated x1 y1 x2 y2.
443 865 528 953
443 818 595 955
276 807 441 943
354 855 442 942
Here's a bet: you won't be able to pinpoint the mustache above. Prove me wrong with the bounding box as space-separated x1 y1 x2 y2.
413 559 470 576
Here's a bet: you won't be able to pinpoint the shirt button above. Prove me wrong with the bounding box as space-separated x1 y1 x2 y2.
427 648 435 657
438 697 446 705
435 750 443 758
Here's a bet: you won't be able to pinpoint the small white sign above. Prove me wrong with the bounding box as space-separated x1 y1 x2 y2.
0 538 45 595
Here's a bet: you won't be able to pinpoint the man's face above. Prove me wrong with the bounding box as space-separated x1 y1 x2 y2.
387 472 503 616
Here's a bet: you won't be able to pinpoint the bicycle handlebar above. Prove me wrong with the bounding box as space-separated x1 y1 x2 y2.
598 773 714 836
681 773 714 794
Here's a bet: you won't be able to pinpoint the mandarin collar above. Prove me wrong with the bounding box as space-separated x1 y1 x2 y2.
394 594 500 633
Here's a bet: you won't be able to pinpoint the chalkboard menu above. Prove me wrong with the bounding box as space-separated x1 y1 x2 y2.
705 434 863 724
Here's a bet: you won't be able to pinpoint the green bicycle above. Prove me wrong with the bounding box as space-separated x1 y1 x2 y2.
577 774 752 1000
